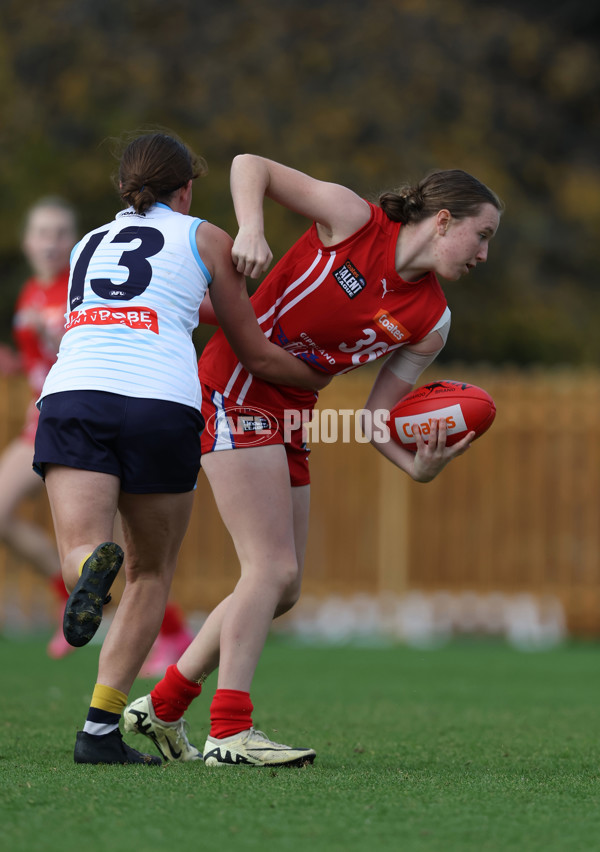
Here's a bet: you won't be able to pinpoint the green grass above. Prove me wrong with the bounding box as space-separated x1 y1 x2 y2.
2 636 600 852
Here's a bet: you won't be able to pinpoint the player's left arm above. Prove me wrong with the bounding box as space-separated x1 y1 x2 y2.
361 332 473 482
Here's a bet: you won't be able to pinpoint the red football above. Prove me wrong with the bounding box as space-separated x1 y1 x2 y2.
388 380 496 451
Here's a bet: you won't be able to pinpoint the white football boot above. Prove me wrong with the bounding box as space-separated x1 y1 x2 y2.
123 694 202 762
203 727 316 767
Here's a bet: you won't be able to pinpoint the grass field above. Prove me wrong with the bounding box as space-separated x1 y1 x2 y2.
2 635 600 852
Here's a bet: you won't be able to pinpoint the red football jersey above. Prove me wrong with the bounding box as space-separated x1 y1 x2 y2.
13 269 69 396
199 203 448 414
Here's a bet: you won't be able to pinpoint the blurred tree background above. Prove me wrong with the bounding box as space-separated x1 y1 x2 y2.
0 0 598 364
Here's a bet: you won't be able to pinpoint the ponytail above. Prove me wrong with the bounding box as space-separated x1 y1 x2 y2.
379 169 503 225
117 132 207 215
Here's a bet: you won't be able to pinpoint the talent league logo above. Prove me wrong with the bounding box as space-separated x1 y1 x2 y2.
333 259 367 299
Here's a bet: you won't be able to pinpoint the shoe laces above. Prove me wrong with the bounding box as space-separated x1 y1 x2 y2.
248 728 291 749
170 716 193 749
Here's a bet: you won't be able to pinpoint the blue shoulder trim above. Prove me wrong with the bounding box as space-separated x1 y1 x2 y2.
189 219 212 283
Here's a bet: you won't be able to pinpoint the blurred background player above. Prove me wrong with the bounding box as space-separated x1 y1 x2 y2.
0 197 76 658
0 196 193 671
140 600 193 678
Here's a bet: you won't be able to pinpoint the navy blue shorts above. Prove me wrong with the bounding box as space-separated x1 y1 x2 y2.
33 390 203 494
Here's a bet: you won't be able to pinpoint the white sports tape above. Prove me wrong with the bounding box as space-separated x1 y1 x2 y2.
385 346 442 384
385 311 451 384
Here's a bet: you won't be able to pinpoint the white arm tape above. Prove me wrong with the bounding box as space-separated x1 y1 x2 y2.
384 310 451 384
429 307 451 343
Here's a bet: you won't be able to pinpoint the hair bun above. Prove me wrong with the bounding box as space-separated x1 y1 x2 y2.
400 188 424 210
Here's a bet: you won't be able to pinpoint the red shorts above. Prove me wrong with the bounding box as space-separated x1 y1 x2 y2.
200 382 311 487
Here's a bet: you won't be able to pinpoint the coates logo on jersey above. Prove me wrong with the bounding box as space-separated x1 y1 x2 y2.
205 405 279 446
373 308 411 343
333 259 367 299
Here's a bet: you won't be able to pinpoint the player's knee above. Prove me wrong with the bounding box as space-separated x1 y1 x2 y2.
273 592 300 619
60 562 79 594
124 557 173 584
274 574 302 617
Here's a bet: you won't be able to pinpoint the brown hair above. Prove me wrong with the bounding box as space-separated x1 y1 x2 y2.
379 169 503 225
117 132 208 215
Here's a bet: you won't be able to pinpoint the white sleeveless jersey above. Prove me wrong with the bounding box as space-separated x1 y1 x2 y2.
40 203 209 410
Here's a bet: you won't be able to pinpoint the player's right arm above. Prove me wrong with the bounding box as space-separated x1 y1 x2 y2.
361 334 473 482
230 154 371 278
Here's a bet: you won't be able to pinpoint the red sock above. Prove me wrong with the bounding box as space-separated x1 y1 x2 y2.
160 602 186 636
49 573 69 602
150 664 203 722
209 689 254 739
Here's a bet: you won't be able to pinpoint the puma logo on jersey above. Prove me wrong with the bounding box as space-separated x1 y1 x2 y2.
373 308 410 343
381 278 389 298
333 259 367 299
